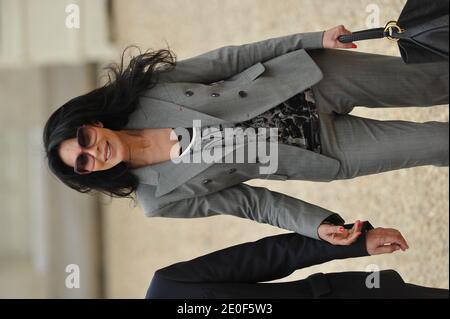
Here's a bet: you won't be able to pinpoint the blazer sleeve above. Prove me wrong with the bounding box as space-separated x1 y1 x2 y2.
157 31 325 84
152 227 370 285
137 182 344 240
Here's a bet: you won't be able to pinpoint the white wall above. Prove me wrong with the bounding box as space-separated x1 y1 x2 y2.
0 0 116 67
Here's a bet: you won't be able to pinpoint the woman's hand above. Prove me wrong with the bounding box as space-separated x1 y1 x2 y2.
318 220 363 245
365 228 409 255
323 25 357 49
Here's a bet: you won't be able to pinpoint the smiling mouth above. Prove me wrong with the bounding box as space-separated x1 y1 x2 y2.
105 142 111 162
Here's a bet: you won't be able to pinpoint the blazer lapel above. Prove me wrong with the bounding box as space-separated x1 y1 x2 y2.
126 97 229 129
131 165 160 186
153 160 213 198
132 142 247 198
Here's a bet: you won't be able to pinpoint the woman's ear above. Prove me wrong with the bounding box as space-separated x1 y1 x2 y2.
92 121 104 128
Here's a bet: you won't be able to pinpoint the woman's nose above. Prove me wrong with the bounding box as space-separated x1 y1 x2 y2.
84 144 101 159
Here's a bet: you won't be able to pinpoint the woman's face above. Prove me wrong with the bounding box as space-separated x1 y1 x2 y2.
58 122 128 173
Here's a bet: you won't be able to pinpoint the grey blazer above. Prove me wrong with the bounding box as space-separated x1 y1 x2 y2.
124 30 344 240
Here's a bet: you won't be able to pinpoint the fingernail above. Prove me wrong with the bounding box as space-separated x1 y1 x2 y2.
352 44 357 48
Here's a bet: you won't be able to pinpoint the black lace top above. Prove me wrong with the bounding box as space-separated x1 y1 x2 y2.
234 87 321 153
176 87 322 155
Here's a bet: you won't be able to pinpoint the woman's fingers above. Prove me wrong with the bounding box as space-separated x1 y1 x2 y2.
344 220 362 236
326 225 348 236
321 220 370 246
340 231 362 245
324 25 357 49
318 224 350 243
328 220 365 245
336 220 370 245
351 220 362 234
336 25 357 49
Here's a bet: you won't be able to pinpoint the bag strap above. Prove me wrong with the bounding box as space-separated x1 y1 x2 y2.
338 27 386 43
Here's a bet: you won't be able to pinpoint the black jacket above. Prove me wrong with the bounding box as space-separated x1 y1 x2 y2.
145 222 446 299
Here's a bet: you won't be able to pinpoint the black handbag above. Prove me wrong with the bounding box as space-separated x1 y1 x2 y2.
338 0 449 64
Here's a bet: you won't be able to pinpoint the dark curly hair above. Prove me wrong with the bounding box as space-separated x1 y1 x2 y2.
43 45 177 198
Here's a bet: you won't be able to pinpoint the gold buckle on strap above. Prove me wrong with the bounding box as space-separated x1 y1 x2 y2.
384 20 405 41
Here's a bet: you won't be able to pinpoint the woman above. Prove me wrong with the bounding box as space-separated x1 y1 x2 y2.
43 25 449 244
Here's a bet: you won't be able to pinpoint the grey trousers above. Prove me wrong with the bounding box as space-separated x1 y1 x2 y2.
307 49 449 180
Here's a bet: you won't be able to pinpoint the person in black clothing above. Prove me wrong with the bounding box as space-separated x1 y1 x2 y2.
146 221 448 299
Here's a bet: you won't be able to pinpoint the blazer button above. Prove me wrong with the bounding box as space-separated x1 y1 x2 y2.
211 93 220 97
185 90 194 97
202 179 211 184
227 168 237 174
238 90 247 98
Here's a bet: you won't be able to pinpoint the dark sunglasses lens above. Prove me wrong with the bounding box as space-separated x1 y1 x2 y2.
77 127 94 148
75 153 94 174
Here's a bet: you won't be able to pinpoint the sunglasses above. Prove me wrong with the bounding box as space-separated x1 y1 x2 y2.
74 126 97 174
